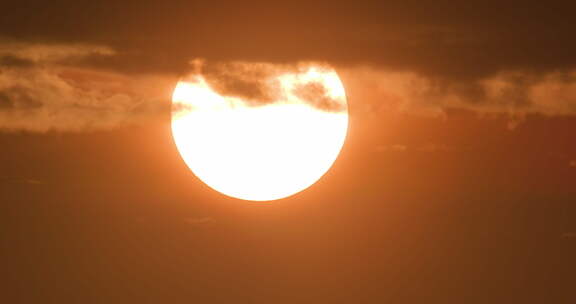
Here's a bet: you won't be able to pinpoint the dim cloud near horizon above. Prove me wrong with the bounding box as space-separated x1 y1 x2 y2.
1 43 576 133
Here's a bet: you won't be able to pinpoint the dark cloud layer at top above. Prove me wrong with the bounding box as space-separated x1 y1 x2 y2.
1 0 576 132
2 0 575 78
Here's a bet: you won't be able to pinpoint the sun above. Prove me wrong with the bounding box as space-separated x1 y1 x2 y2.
171 61 348 201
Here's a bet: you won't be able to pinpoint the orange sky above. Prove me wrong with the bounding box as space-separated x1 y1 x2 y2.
1 1 576 303
1 109 575 303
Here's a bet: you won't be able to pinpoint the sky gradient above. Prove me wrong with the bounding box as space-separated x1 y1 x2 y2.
1 1 575 303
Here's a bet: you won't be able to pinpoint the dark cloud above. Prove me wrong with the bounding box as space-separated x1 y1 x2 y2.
201 61 281 104
0 49 174 132
0 55 35 68
1 0 576 132
292 81 345 112
174 60 347 112
2 1 575 78
0 86 44 109
340 67 576 116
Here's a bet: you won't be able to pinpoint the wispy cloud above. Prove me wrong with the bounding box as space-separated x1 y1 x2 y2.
375 144 408 152
2 40 576 134
184 217 215 226
0 43 175 132
0 42 114 65
341 67 576 116
0 176 46 185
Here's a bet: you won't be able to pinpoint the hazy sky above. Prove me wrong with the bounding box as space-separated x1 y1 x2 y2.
1 1 575 303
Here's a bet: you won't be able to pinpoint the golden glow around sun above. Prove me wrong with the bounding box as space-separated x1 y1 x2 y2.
171 61 348 201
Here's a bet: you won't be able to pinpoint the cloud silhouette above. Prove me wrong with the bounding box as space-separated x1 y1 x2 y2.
1 1 576 132
0 43 177 132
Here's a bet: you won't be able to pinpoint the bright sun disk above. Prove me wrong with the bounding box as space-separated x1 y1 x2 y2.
171 62 348 201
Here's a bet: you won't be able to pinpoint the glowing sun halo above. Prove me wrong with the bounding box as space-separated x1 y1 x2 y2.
171 62 348 201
